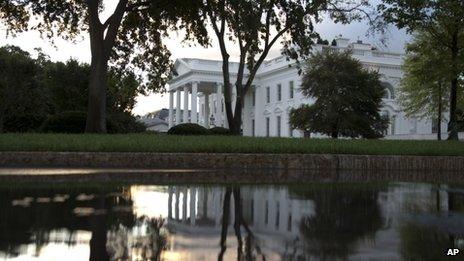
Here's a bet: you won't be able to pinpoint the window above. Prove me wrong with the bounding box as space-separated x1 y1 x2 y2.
384 89 391 99
382 82 395 99
214 101 217 113
289 81 294 99
391 115 396 135
432 118 439 134
382 110 390 136
252 119 255 137
277 84 282 101
287 213 292 231
250 199 254 222
277 116 281 137
252 89 256 106
265 201 269 225
266 87 270 103
410 118 417 134
221 100 224 112
275 201 280 229
266 117 270 137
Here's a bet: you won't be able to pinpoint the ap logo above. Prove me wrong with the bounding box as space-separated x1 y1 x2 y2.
447 249 460 256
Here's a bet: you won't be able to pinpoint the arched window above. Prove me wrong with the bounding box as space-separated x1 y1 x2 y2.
381 82 395 99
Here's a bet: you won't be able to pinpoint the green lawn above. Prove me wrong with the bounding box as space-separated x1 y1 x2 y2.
0 133 463 156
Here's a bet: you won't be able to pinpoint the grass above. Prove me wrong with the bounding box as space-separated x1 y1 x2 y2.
0 133 463 156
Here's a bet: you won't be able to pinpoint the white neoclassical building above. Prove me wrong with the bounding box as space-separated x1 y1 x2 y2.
167 36 449 139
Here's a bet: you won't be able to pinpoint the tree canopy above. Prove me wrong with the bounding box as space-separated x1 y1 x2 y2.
290 50 388 139
398 31 464 140
0 45 144 133
0 46 48 132
378 0 464 139
1 0 208 133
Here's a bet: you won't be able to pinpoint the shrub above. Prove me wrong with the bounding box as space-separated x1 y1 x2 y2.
210 126 232 135
4 114 47 132
40 111 146 133
167 123 211 135
40 111 86 133
107 112 146 134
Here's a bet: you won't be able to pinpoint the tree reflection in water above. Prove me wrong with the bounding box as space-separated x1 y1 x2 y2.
1 183 463 260
291 185 383 260
400 188 464 261
0 185 167 261
218 186 265 261
106 215 167 260
89 193 110 261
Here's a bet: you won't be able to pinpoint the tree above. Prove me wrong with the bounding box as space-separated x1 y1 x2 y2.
42 60 142 114
107 68 143 113
1 0 208 133
290 50 388 139
291 185 383 259
0 46 49 132
398 32 464 140
378 0 464 140
201 0 371 135
0 45 145 133
41 59 91 113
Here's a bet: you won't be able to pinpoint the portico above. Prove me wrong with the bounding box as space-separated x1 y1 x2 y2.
168 58 244 129
168 81 223 128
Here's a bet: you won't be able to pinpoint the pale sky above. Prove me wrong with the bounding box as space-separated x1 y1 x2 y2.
0 2 409 116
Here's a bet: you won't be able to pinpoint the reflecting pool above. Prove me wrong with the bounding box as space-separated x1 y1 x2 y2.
1 182 463 260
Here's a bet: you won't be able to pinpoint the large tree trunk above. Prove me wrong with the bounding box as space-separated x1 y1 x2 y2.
447 34 459 141
0 111 4 133
89 194 109 261
218 187 232 260
232 187 243 259
84 0 127 133
229 96 243 135
0 95 7 133
85 50 108 133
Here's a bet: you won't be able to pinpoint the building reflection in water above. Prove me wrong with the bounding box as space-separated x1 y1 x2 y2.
0 183 463 260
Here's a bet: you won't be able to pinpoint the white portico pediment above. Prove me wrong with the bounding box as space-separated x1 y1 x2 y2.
173 59 192 76
263 109 271 116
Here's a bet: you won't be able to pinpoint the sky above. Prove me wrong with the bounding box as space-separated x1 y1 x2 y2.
0 2 409 116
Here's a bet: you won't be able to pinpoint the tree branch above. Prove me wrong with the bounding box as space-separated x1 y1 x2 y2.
103 0 128 57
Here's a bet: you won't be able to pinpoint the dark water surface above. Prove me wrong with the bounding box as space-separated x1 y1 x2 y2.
1 181 464 260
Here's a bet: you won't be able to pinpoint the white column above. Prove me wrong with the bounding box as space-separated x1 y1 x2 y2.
204 93 210 128
183 86 189 123
168 91 174 128
191 82 198 123
175 89 181 125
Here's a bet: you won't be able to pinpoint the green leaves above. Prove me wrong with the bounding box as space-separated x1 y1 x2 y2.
399 31 464 121
291 49 388 139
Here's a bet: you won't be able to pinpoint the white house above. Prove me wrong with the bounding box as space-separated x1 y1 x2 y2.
167 36 449 139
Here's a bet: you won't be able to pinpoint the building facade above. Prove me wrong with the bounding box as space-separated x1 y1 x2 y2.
167 36 448 139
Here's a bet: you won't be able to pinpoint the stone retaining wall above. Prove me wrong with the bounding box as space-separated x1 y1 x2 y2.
1 151 463 171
